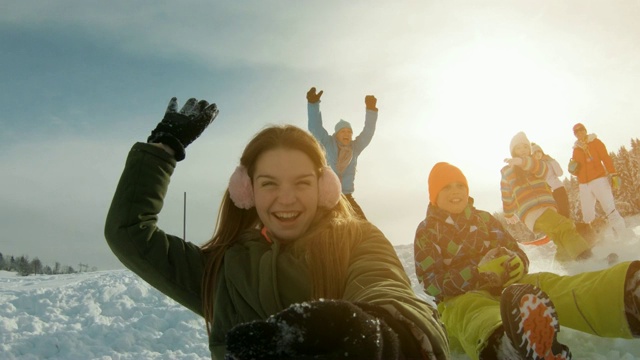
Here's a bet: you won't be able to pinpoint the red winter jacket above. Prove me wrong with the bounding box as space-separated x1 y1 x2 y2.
571 134 616 184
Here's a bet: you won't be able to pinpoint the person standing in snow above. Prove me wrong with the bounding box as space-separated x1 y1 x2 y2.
502 131 592 262
570 122 632 240
306 87 377 219
413 161 640 360
531 142 570 219
105 97 449 359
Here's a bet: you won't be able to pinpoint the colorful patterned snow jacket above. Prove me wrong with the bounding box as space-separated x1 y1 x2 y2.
105 143 450 359
571 133 616 184
500 156 555 221
414 198 529 303
307 102 377 194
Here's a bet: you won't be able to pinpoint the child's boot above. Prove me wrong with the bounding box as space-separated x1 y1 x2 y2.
500 284 572 360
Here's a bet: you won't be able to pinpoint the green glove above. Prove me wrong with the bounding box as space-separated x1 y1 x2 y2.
611 174 621 189
503 255 525 286
478 254 525 287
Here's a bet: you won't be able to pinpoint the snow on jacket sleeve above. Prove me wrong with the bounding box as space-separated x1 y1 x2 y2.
342 222 450 359
104 142 205 316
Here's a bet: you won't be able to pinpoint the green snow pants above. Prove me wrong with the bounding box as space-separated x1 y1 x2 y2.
533 208 592 261
438 261 636 359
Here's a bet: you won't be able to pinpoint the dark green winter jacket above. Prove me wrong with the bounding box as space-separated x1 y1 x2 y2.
105 143 450 359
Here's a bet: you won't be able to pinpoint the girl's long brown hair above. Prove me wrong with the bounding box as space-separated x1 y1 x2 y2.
200 125 362 334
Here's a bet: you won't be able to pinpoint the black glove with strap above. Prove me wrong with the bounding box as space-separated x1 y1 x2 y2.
147 97 219 161
225 299 401 360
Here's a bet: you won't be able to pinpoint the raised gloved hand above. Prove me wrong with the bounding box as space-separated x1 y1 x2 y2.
365 95 378 111
611 173 622 190
225 299 400 360
147 97 219 161
307 87 323 103
478 247 525 287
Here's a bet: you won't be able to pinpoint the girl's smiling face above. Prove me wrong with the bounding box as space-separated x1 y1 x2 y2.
252 148 319 241
513 143 531 158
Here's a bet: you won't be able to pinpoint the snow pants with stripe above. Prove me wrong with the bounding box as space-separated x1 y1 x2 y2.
437 261 638 359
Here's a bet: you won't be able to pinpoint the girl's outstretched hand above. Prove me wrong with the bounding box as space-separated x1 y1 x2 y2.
225 299 400 359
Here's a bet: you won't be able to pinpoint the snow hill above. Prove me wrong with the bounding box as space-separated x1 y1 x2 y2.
2 219 640 359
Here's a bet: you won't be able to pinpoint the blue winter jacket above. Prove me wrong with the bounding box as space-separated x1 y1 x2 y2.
307 102 377 194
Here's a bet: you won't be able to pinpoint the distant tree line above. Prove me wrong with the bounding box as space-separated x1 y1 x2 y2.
497 137 640 240
0 252 97 276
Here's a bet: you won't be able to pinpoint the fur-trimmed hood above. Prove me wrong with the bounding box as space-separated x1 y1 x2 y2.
573 133 598 149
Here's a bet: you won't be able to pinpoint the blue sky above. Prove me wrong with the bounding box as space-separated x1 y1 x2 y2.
3 1 640 270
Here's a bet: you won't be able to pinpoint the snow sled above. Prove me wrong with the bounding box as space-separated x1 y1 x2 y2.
521 233 550 246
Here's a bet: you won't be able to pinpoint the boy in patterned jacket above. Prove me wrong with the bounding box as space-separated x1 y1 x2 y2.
414 162 640 360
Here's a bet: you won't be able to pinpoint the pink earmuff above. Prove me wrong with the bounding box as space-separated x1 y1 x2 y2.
228 166 254 209
228 165 342 209
318 166 341 208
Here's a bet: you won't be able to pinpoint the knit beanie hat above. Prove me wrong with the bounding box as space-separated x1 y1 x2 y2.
530 143 542 154
428 162 468 206
334 119 352 133
509 131 530 157
573 123 586 133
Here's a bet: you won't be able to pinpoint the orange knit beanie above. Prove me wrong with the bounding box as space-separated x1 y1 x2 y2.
428 162 468 205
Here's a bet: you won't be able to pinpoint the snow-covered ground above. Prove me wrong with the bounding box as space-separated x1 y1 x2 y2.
2 218 640 359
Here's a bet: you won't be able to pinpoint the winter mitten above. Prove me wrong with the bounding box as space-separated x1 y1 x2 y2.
307 87 323 103
365 95 378 111
225 299 400 360
611 173 622 189
504 157 524 167
478 248 525 287
147 97 219 161
568 159 581 175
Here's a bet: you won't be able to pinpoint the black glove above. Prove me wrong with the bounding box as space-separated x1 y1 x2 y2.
365 95 378 111
225 299 400 360
147 97 219 161
307 87 323 103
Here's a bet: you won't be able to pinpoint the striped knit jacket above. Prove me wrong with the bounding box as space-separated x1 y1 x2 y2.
414 199 529 303
500 156 555 221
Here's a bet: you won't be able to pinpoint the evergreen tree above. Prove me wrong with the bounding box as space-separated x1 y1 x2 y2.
31 257 43 275
16 256 31 276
